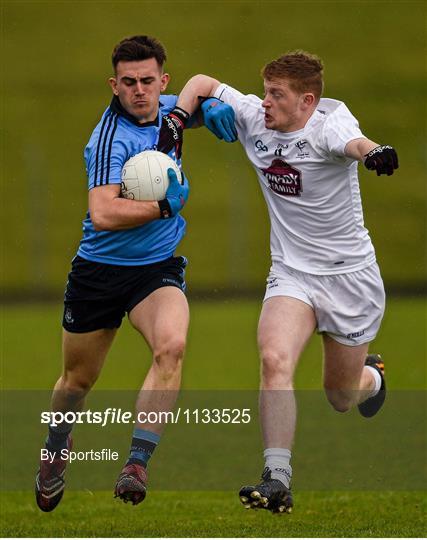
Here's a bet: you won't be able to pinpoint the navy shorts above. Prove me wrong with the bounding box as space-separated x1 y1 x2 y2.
63 255 187 333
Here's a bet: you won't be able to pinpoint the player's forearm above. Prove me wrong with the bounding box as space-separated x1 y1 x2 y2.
344 138 379 162
177 75 221 116
91 198 160 231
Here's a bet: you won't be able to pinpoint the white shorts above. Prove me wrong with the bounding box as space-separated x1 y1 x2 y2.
263 262 386 346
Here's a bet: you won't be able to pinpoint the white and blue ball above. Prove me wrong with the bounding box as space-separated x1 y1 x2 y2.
121 150 180 201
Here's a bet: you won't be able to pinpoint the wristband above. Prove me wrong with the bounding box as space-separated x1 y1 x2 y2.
170 106 190 128
158 199 172 219
364 145 394 160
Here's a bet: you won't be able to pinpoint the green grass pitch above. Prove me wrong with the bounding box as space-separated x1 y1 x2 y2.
1 491 425 537
1 298 426 536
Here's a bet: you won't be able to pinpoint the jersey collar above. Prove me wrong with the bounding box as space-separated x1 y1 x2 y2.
272 126 305 140
110 95 162 127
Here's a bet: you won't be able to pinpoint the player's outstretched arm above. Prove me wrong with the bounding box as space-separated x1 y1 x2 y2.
345 138 399 176
177 75 237 142
177 75 221 116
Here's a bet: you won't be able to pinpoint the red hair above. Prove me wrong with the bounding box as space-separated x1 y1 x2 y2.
262 50 324 99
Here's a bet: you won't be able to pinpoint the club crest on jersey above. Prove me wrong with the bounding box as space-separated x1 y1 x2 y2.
65 307 74 324
261 158 302 197
295 139 310 159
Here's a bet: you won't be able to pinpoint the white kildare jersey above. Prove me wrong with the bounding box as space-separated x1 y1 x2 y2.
214 84 377 275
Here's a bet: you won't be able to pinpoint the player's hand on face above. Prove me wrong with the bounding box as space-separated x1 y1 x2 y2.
201 98 238 143
364 145 399 176
159 168 189 218
157 107 190 160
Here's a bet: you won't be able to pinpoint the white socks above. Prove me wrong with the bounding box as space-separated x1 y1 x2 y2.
264 448 292 488
263 370 381 491
365 365 382 398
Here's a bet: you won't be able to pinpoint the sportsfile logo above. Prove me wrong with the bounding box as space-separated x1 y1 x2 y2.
261 158 303 197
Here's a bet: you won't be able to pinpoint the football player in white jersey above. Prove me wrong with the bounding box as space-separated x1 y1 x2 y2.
176 51 398 513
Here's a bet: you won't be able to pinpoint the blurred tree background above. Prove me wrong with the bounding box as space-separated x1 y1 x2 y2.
2 0 426 298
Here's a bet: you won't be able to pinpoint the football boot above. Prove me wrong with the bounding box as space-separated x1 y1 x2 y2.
114 462 147 505
358 354 386 417
239 467 293 513
35 435 72 512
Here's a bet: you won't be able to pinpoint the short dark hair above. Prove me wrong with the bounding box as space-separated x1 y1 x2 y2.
112 35 167 71
262 50 324 100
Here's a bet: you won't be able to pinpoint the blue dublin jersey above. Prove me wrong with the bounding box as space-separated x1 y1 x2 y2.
77 95 186 266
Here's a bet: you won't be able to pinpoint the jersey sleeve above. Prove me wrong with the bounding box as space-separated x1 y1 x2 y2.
322 103 366 157
159 94 179 115
84 111 128 190
213 83 262 138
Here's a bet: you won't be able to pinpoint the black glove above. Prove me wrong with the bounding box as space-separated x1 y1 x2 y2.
157 106 190 160
364 145 399 176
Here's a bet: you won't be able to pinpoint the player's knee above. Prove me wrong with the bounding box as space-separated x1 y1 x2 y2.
60 375 94 400
155 336 186 361
260 347 294 387
153 336 186 376
325 390 352 413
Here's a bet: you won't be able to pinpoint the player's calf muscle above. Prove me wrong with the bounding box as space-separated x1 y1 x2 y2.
324 390 353 413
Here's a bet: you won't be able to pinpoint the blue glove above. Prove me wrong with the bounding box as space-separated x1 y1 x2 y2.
201 98 238 143
158 168 189 219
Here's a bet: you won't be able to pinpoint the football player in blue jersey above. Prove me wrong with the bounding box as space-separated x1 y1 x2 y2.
35 35 236 512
